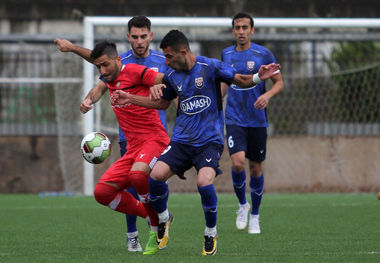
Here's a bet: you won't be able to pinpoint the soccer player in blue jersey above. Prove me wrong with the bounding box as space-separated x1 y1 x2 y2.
55 16 169 252
221 13 284 234
111 29 280 255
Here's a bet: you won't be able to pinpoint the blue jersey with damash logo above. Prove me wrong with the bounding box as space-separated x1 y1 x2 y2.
161 56 236 147
117 49 169 142
222 42 276 127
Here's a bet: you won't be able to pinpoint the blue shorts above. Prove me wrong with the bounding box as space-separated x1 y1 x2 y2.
226 125 267 163
158 141 224 179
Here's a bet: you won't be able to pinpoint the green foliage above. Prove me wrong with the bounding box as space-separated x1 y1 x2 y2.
326 42 380 123
329 42 380 71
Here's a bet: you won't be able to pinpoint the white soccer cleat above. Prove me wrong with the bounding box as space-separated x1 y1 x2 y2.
236 203 250 230
248 214 261 234
127 235 143 252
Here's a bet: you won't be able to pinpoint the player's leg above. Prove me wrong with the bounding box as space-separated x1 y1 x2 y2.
93 181 148 218
130 167 160 256
125 187 142 252
226 125 250 230
198 168 218 256
248 161 263 234
93 155 148 218
125 188 139 233
119 139 142 252
149 141 188 249
129 165 161 255
149 161 175 250
130 165 158 228
247 127 267 234
130 137 169 255
195 142 223 256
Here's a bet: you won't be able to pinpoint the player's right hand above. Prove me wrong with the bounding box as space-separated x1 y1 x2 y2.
54 38 74 52
80 98 93 114
150 84 166 100
258 63 281 80
110 90 131 105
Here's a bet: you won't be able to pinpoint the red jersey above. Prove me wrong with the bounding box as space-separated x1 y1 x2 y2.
106 63 168 148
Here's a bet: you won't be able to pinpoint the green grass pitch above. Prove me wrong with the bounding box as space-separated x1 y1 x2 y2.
1 193 379 263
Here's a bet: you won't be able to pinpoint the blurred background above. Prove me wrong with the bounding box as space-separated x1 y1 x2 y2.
1 0 379 194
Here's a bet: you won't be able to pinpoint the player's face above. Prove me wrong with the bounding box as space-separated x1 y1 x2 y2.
94 54 121 83
127 26 153 58
163 46 186 71
232 18 254 49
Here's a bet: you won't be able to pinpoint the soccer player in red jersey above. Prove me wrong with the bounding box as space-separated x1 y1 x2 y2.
81 40 170 255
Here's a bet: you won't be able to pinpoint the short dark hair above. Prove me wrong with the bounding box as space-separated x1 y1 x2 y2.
90 40 118 60
128 15 151 32
232 12 254 28
160 29 190 51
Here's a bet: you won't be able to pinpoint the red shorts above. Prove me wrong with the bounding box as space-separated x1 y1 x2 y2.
99 136 169 189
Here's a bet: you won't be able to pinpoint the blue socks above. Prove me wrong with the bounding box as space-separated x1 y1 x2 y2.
250 174 264 215
232 169 247 205
125 187 138 233
198 184 218 228
149 177 169 214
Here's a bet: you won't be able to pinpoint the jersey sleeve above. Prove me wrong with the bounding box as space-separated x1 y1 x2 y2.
264 49 277 65
161 74 177 101
221 49 226 62
214 59 236 86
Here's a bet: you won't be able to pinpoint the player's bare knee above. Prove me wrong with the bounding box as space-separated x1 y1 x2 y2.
232 161 245 173
150 168 171 181
250 164 262 178
197 174 214 187
149 170 163 181
197 180 213 187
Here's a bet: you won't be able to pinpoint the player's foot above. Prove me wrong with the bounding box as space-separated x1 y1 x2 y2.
236 202 250 230
143 231 159 255
157 213 174 249
202 235 217 255
127 234 143 252
248 214 261 234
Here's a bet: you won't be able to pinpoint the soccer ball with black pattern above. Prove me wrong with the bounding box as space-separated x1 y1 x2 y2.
80 132 111 164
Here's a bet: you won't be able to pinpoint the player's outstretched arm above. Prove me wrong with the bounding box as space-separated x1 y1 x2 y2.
111 90 171 110
233 63 281 88
80 82 108 114
54 38 93 63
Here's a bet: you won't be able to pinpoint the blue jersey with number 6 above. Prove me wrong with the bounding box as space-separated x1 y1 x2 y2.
222 42 276 127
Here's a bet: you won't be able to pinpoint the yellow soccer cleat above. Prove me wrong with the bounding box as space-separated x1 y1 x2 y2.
202 235 217 256
157 213 174 249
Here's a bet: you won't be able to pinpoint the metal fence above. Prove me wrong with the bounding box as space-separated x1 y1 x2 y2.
1 34 379 137
0 43 82 135
1 31 380 194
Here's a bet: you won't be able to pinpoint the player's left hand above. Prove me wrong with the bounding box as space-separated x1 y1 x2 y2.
254 94 270 110
258 63 281 80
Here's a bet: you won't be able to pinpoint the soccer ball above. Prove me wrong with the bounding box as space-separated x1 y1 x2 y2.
80 132 111 164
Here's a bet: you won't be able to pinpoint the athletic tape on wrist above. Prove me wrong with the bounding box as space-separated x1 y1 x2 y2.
252 73 262 85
